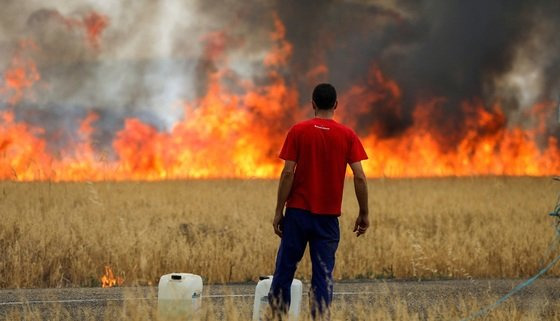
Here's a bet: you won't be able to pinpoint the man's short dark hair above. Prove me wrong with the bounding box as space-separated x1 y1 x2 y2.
312 83 337 110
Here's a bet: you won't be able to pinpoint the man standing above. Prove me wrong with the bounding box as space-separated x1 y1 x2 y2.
268 83 369 319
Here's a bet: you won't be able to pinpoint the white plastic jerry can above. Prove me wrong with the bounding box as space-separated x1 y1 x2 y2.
158 273 203 320
252 275 302 321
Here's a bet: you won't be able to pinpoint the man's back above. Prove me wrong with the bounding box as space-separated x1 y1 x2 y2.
280 118 367 215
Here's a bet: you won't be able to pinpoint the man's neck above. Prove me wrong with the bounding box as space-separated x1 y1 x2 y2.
314 110 334 119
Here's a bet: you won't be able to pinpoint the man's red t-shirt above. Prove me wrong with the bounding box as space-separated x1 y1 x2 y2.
279 118 368 216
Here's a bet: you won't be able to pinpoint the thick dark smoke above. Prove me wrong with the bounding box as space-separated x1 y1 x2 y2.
276 0 560 143
387 0 560 142
0 0 559 151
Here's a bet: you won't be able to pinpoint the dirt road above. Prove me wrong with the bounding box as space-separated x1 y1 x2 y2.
1 279 559 320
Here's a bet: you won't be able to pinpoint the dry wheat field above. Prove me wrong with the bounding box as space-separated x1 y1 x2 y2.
1 177 560 289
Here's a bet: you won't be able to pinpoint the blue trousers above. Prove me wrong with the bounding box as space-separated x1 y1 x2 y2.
268 208 340 318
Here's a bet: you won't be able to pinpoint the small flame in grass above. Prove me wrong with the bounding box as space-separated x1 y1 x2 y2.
100 265 124 288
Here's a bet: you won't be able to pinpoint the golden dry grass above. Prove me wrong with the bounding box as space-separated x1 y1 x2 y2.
0 177 559 288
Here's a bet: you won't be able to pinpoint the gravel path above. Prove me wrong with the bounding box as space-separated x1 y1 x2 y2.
1 278 559 320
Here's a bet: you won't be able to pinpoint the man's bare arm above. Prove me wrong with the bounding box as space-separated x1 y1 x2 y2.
273 160 296 237
350 161 369 237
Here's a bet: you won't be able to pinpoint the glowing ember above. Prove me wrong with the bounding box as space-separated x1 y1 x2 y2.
100 265 124 288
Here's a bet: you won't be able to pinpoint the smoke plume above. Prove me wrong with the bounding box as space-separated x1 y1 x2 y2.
0 0 559 151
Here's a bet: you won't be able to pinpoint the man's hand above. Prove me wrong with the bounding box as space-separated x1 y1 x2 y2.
350 161 369 237
353 213 369 237
273 210 284 238
273 160 296 238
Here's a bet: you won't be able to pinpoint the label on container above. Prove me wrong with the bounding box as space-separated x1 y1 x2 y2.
192 292 201 310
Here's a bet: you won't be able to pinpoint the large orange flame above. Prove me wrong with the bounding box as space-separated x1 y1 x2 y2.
0 16 559 181
360 100 560 177
340 66 560 177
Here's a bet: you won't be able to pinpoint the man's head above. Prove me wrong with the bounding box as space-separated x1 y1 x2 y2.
312 83 337 110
